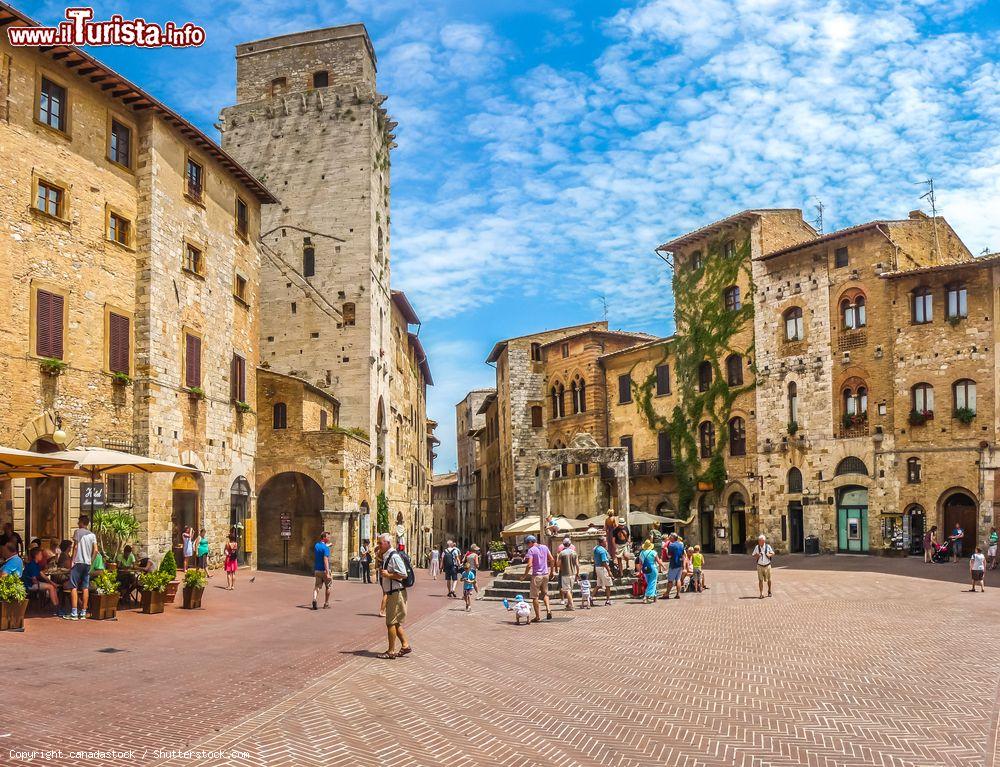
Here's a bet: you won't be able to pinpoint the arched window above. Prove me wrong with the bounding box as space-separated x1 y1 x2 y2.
699 421 715 458
726 354 743 386
551 382 565 419
724 286 741 312
840 294 868 330
856 296 866 327
342 302 356 327
698 361 712 392
691 250 702 270
784 307 804 341
787 467 802 493
911 382 934 415
729 492 746 513
843 387 856 416
906 457 921 484
841 298 854 330
953 379 976 414
835 457 868 476
912 286 932 324
946 283 968 320
787 381 798 424
571 377 587 414
272 402 287 430
728 416 746 456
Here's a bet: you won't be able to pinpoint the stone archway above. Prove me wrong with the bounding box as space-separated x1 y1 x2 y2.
940 488 978 554
257 472 324 571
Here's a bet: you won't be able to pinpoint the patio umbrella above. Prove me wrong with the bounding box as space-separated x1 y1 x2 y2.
0 446 85 478
586 511 676 527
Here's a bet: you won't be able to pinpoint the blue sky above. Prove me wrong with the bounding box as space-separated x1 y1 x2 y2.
20 0 1000 470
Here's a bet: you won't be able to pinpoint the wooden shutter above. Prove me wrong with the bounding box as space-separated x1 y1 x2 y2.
36 289 64 359
231 354 245 402
657 431 672 464
108 313 129 373
185 335 201 387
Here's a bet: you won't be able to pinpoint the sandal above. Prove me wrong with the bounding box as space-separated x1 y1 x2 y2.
399 646 412 656
377 652 398 660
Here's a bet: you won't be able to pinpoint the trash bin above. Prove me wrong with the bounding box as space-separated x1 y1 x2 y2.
804 535 820 555
348 558 360 580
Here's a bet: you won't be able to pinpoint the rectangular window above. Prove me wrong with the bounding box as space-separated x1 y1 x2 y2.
946 285 968 319
312 71 329 88
183 243 203 275
530 405 543 428
185 158 203 202
35 180 64 218
109 119 131 167
723 240 735 258
619 436 634 466
303 246 315 277
561 342 569 358
231 353 246 402
834 246 849 268
36 289 64 359
657 431 672 467
655 364 670 396
530 342 541 362
618 373 632 404
234 273 248 304
108 312 130 374
184 334 202 388
235 197 249 239
38 77 67 132
319 410 328 430
106 473 130 505
108 212 130 246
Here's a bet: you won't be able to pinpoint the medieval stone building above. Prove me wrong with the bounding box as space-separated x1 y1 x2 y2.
454 389 493 546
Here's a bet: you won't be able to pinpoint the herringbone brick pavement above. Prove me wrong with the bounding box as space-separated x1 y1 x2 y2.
145 563 1000 767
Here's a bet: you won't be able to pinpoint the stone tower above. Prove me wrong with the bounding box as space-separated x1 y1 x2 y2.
220 25 395 478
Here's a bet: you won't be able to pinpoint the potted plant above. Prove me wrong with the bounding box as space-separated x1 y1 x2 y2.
39 357 67 377
235 400 253 414
89 570 121 620
182 569 207 609
0 573 28 631
158 550 180 603
955 407 975 425
92 507 141 564
138 570 171 614
909 410 929 426
787 420 798 436
111 371 132 386
187 386 206 401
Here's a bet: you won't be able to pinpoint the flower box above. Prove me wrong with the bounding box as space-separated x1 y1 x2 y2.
0 599 27 631
181 585 204 609
141 590 165 614
88 592 120 621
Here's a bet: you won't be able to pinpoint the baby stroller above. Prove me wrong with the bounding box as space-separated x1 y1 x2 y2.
931 539 951 564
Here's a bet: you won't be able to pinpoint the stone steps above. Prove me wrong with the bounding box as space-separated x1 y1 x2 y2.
480 575 667 602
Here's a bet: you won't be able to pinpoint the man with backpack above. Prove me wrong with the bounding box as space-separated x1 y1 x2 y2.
377 532 413 660
442 539 462 598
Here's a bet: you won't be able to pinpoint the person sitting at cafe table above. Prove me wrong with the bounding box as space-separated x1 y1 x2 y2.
23 547 59 613
0 522 23 557
56 540 73 570
117 545 136 568
1 541 24 577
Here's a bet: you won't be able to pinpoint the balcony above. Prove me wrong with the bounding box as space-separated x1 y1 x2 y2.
632 459 675 477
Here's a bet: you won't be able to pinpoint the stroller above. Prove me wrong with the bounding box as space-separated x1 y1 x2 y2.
931 539 951 564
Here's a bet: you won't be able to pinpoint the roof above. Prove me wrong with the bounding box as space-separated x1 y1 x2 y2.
257 367 340 407
881 252 1000 279
539 328 657 350
432 472 457 487
486 321 608 363
759 221 892 261
476 392 498 415
407 332 432 386
0 2 277 204
391 291 421 325
599 336 674 362
657 209 810 252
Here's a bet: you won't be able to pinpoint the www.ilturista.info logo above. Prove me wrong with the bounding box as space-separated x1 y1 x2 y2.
7 7 206 48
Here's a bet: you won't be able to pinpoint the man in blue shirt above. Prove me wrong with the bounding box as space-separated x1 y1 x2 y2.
1 541 24 577
593 536 614 605
664 533 685 600
312 531 332 610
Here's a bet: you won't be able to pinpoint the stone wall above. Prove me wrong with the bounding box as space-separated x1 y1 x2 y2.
455 390 491 544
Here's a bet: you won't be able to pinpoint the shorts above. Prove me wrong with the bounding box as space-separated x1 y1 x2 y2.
989 545 997 558
692 568 703 583
385 589 407 626
529 574 549 599
314 570 332 588
560 575 575 592
197 554 208 568
69 563 91 590
667 566 682 582
973 570 985 582
954 543 964 557
757 564 772 583
619 547 632 561
444 566 458 580
596 569 613 589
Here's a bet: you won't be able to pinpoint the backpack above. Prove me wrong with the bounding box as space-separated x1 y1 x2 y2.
640 551 653 574
443 547 458 569
389 550 416 589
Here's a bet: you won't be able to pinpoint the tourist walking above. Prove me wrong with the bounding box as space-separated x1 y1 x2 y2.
593 535 614 605
395 512 407 551
578 572 592 609
970 546 986 592
465 543 481 572
442 539 462 598
691 545 704 593
429 546 440 579
923 525 937 564
523 534 554 622
988 528 998 570
636 540 661 603
195 527 211 576
663 533 685 600
950 523 965 562
224 533 239 590
377 532 412 659
64 515 98 620
461 560 478 611
752 534 775 598
557 537 579 611
359 539 373 584
612 517 631 575
181 525 194 572
312 531 332 610
604 510 618 571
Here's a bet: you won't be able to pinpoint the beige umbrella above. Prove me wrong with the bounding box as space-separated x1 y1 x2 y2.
0 446 85 478
586 511 676 527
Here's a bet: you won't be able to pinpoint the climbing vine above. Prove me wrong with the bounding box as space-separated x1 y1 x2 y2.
376 490 390 534
630 233 757 517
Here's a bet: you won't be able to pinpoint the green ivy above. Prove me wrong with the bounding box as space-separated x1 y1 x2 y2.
630 234 756 517
377 490 390 534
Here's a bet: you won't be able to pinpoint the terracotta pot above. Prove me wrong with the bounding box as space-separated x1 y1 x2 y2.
181 585 204 609
89 592 120 620
141 590 165 614
163 580 180 604
0 599 28 631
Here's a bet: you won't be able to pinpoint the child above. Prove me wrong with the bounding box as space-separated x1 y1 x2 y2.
579 572 592 609
682 546 694 592
970 546 986 592
506 594 532 625
691 545 704 593
462 561 477 611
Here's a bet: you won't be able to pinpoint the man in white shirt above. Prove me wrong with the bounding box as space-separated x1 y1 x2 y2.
751 534 775 599
378 533 412 659
64 514 98 620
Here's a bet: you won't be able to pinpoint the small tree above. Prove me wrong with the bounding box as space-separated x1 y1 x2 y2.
158 549 178 580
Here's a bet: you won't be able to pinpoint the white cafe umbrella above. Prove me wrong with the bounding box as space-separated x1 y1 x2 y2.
586 511 677 527
0 445 86 478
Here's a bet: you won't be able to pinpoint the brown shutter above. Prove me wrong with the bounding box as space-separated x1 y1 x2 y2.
231 354 245 402
238 356 246 401
36 289 64 359
108 313 129 373
186 335 201 387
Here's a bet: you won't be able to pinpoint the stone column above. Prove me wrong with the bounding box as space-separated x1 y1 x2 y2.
536 465 552 541
321 508 354 578
613 459 630 526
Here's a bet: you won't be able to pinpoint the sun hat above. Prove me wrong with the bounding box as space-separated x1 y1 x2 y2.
515 594 524 601
641 540 654 551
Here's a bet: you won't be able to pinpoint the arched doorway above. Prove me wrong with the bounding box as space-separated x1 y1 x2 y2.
837 485 869 553
26 437 65 548
942 491 978 553
257 472 324 571
171 471 201 566
698 494 715 553
729 493 747 554
230 477 251 565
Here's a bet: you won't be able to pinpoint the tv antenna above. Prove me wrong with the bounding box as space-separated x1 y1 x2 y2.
916 178 941 260
811 197 824 234
599 294 609 323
